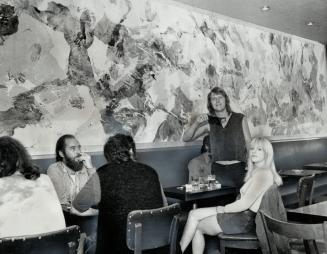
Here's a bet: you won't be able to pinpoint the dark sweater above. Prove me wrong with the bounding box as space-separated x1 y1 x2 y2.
96 161 164 254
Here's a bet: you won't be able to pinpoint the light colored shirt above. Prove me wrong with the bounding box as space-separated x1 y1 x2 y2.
224 169 274 213
0 173 65 238
47 161 96 205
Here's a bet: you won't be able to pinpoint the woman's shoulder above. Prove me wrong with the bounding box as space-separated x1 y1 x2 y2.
37 173 52 183
251 169 274 182
32 174 58 190
0 173 56 197
254 168 273 176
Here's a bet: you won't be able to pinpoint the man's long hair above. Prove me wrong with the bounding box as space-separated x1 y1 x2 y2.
207 87 232 115
0 136 40 180
104 134 135 164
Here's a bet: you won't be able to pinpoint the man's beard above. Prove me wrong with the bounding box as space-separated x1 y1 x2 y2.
65 157 84 172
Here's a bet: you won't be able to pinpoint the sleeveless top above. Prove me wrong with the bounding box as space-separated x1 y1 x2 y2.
208 112 247 162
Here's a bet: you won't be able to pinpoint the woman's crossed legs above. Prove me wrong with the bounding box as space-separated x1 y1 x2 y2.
180 207 222 254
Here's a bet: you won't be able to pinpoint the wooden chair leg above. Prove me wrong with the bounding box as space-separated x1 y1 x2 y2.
134 223 142 254
169 215 179 254
220 240 226 254
76 232 86 254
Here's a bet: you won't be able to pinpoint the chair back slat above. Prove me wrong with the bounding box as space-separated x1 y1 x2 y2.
126 203 180 252
297 175 315 207
0 225 80 254
265 215 323 240
260 211 327 254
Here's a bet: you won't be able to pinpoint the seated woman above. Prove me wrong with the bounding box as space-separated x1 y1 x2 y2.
73 133 167 254
179 136 283 254
0 136 65 238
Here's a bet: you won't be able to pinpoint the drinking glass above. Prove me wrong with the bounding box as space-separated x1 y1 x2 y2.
207 174 216 189
191 176 199 191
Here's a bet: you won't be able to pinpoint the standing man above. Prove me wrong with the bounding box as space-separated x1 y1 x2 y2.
183 87 251 188
47 134 96 212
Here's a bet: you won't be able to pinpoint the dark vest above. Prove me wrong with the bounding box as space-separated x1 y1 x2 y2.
96 161 163 254
209 112 247 162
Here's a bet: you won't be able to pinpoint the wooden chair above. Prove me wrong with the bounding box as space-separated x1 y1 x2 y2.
218 230 260 254
0 225 81 254
126 203 181 254
260 211 327 254
297 175 315 207
218 184 287 254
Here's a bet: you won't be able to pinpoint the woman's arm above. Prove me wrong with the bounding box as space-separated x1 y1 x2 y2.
183 114 210 142
73 172 101 212
223 171 273 213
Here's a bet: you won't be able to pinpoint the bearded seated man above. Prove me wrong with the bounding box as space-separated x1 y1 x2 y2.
47 134 98 246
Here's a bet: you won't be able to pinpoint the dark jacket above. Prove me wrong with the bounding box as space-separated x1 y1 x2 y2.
96 160 164 254
255 184 288 254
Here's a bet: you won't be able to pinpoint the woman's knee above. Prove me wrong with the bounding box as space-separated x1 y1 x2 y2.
190 208 210 219
188 209 199 221
197 216 221 235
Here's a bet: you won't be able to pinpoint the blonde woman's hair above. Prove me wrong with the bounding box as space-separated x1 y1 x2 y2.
244 137 283 186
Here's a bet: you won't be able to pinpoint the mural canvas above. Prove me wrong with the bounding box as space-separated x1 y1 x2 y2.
0 0 326 155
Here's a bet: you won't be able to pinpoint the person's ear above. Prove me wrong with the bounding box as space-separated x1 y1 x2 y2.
59 150 64 158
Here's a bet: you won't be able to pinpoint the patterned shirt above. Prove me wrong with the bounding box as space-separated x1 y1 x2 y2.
47 161 96 206
0 173 65 237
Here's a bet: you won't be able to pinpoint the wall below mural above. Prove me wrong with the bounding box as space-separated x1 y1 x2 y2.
0 0 326 155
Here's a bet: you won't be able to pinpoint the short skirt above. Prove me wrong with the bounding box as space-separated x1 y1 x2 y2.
216 210 256 234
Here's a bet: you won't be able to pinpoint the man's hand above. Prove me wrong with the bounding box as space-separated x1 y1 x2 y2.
78 153 94 169
70 206 99 216
216 206 225 213
196 114 209 124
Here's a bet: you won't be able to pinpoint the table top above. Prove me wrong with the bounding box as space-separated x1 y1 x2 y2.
164 185 236 202
289 201 327 217
303 162 327 170
278 169 327 177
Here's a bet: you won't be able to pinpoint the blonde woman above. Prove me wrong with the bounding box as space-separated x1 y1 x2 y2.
179 137 283 254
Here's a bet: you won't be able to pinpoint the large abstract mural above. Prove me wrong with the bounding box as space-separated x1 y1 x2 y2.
0 0 327 155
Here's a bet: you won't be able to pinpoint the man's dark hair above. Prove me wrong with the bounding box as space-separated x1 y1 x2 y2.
104 134 135 164
0 136 40 180
55 134 76 162
200 135 210 154
207 87 232 115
